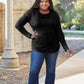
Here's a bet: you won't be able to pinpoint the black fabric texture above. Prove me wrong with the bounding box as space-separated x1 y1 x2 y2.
15 7 69 53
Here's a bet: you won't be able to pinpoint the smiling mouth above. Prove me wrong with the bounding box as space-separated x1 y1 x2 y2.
42 6 47 7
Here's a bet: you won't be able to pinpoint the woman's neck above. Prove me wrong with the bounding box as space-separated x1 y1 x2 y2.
39 8 50 14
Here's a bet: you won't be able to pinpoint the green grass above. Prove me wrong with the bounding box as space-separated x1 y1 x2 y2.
63 32 84 36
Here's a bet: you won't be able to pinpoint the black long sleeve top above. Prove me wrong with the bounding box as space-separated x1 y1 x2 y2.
15 7 69 53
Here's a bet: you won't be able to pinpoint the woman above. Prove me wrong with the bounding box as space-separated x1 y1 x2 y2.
15 0 73 84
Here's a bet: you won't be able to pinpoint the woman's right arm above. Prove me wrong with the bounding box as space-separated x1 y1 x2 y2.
15 9 32 39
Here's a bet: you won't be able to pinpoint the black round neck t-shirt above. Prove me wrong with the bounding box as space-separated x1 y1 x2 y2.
15 8 69 53
38 8 51 15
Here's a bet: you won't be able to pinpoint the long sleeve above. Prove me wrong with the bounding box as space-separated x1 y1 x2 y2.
15 8 32 39
56 13 69 52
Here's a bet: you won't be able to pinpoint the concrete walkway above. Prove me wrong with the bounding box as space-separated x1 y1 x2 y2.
63 29 84 34
40 49 84 84
55 72 84 84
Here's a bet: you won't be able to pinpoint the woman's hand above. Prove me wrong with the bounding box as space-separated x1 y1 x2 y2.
67 49 73 56
31 31 38 39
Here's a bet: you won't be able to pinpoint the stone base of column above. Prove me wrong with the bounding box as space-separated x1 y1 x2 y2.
0 65 27 71
0 49 20 69
1 58 19 68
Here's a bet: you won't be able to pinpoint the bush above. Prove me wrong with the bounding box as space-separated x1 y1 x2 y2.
80 24 84 30
75 24 84 30
62 23 84 30
75 25 80 30
61 23 71 29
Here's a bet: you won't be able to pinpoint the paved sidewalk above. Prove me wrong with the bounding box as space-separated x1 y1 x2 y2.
63 29 84 34
55 72 84 84
40 49 84 84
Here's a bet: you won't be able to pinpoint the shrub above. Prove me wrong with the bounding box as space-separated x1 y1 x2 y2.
61 23 71 29
75 25 80 30
80 24 84 30
75 24 84 30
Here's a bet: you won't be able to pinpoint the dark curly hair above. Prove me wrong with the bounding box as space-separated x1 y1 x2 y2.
31 0 54 11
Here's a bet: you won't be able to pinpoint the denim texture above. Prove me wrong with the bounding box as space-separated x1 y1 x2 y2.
28 49 59 84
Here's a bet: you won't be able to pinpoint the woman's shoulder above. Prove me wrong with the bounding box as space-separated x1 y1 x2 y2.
25 8 34 14
24 8 37 17
51 10 60 19
24 8 32 16
52 10 59 16
28 8 38 13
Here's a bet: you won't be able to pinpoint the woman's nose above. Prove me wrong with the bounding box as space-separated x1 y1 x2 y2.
43 2 46 5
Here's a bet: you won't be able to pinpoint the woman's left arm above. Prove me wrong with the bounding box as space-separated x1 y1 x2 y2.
56 13 69 52
56 13 73 56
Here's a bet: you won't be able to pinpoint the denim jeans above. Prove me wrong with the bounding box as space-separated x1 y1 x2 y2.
28 49 59 84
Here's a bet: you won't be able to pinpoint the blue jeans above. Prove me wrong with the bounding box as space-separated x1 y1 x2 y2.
28 49 59 84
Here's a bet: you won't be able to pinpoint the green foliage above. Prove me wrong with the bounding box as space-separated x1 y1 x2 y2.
75 24 84 30
75 24 80 30
64 0 84 24
80 24 84 30
53 0 84 25
54 3 66 22
64 32 84 35
64 8 77 23
52 0 59 6
61 23 73 29
61 23 68 28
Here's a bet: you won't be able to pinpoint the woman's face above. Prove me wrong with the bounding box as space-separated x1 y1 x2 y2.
39 0 50 10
